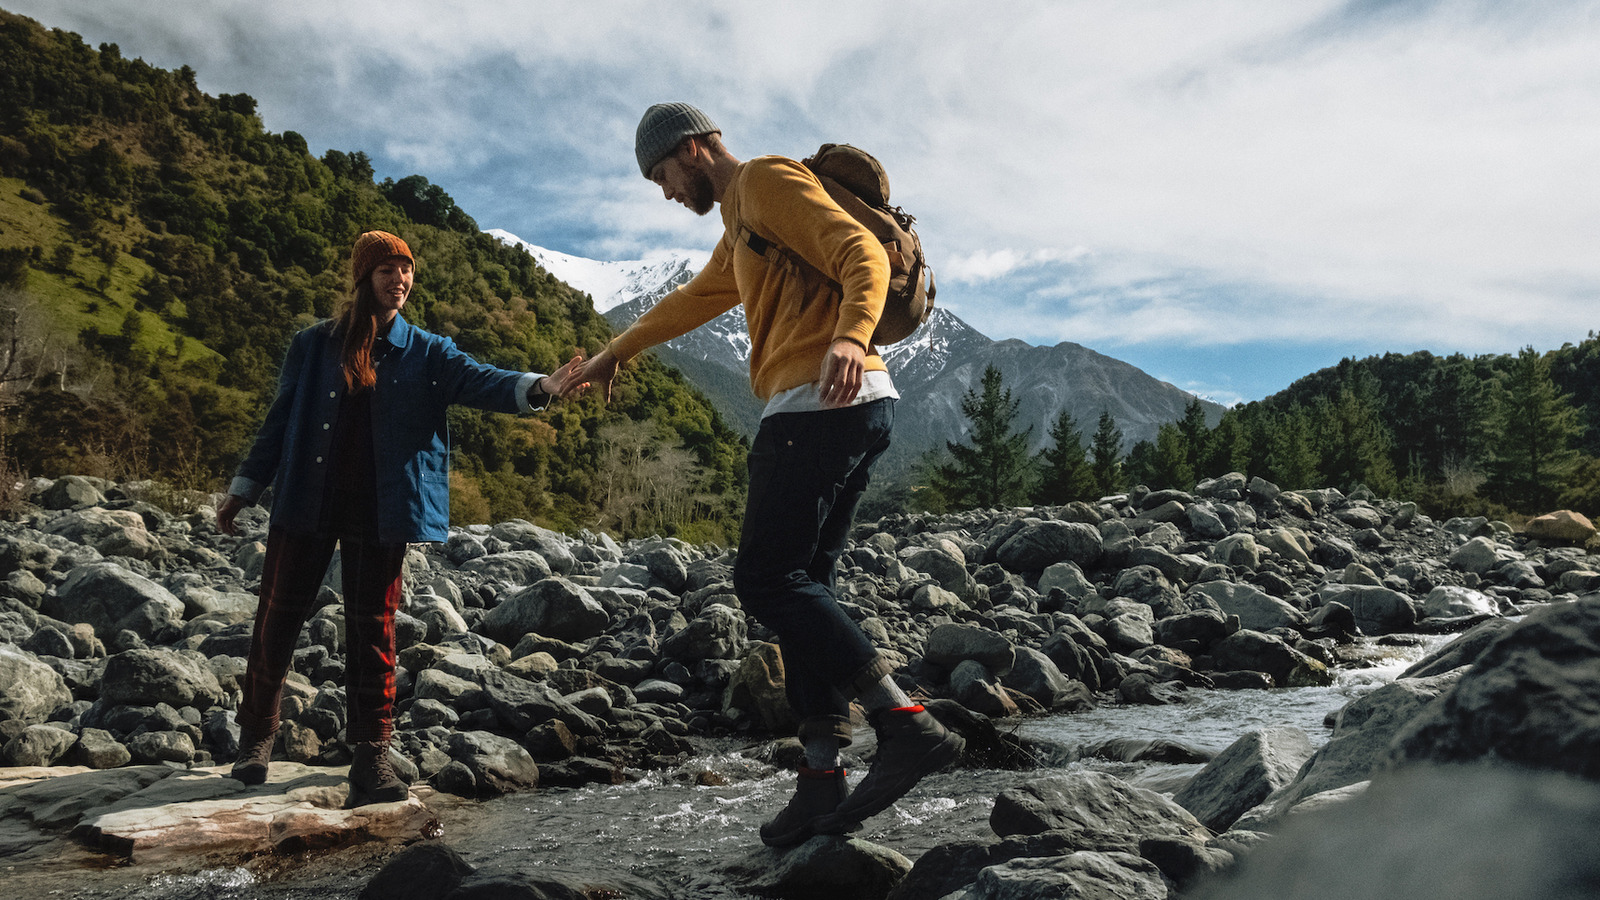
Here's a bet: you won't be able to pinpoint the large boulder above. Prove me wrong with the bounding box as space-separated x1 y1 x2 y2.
724 836 911 900
1420 585 1499 620
989 771 1209 850
45 563 185 640
1318 584 1417 635
1172 727 1315 831
0 644 74 724
957 852 1168 900
1211 630 1331 687
477 577 608 644
1524 510 1596 544
99 648 228 711
1192 581 1306 632
659 603 747 661
458 550 552 586
925 623 1016 676
438 730 540 797
995 521 1102 573
1386 596 1600 779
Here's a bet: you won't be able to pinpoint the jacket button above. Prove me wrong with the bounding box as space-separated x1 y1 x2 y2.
315 456 324 463
329 391 336 398
323 423 330 430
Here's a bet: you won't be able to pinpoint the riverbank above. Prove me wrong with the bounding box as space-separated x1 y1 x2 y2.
1 473 1597 897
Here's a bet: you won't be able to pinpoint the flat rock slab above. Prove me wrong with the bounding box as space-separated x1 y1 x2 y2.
2 763 434 863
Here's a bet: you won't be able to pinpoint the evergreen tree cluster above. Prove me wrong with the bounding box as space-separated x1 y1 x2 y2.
916 342 1600 523
0 11 746 539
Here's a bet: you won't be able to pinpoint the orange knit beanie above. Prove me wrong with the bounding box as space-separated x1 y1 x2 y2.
350 231 413 285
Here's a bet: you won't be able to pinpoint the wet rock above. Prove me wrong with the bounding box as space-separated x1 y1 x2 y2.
957 851 1168 900
1397 618 1515 678
1211 630 1329 687
1387 596 1600 778
1001 647 1091 711
725 836 911 900
1240 671 1461 828
358 842 477 900
1420 585 1499 619
1318 584 1417 635
1193 765 1600 900
950 659 1020 718
1173 726 1315 831
1139 834 1235 888
440 730 540 797
989 771 1209 850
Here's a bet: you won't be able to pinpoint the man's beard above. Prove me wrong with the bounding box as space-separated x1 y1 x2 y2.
686 167 715 216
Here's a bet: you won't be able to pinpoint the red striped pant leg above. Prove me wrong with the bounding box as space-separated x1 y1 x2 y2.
341 538 408 742
239 528 338 734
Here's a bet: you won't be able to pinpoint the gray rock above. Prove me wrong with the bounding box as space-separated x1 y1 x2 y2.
950 659 1019 718
660 603 746 661
1173 727 1315 831
1397 618 1515 678
1387 596 1600 779
1038 561 1096 600
1241 671 1462 826
1152 608 1234 650
989 771 1208 848
477 577 608 644
99 648 227 711
46 563 185 640
1186 502 1229 540
1211 533 1261 570
1447 536 1503 574
3 723 78 766
1257 528 1312 566
911 583 968 613
488 520 577 575
0 644 73 725
1193 765 1600 900
1193 581 1306 632
926 623 1016 675
1318 584 1418 635
1211 630 1330 687
442 730 540 797
1420 585 1499 619
477 667 601 737
725 836 911 900
459 550 553 586
995 521 1102 573
1001 647 1091 711
125 730 195 765
1111 566 1186 618
38 475 106 510
957 852 1167 900
66 727 132 769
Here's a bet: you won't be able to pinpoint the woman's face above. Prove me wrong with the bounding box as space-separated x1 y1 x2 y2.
371 256 413 319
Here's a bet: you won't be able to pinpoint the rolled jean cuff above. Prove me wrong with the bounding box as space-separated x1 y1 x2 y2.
848 654 897 697
235 706 279 736
798 715 854 749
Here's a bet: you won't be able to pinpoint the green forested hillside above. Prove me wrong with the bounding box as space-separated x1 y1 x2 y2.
0 10 745 539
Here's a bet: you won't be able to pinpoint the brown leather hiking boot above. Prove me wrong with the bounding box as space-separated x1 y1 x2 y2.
813 706 963 833
230 726 277 785
349 741 409 805
759 766 849 847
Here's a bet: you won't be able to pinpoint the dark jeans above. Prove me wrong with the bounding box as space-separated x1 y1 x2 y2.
733 398 896 739
237 527 407 743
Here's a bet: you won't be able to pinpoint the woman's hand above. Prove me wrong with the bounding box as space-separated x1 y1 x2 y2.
570 348 621 403
216 494 247 536
539 354 588 398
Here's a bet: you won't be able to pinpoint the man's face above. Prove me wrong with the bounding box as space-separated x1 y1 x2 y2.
370 257 413 314
650 142 715 216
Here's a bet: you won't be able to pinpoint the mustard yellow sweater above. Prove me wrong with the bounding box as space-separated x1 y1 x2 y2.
608 156 890 401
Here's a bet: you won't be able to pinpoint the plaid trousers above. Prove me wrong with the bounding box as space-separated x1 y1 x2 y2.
236 527 407 742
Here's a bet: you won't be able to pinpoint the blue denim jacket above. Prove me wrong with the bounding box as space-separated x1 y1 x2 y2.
228 315 544 543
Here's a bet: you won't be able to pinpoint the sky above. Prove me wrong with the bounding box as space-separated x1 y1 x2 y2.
11 0 1600 405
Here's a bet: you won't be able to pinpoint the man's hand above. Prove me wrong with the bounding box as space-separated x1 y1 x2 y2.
216 494 247 536
538 353 587 398
819 339 866 407
571 348 621 403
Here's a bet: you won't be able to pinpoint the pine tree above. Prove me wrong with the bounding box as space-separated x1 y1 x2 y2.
929 365 1034 509
1034 409 1095 505
1177 397 1211 480
1268 403 1321 489
1090 409 1124 496
1489 346 1581 509
1150 423 1194 490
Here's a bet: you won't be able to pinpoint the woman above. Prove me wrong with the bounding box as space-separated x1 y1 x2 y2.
217 230 583 804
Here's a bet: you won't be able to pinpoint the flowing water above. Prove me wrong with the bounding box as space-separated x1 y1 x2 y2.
10 637 1444 899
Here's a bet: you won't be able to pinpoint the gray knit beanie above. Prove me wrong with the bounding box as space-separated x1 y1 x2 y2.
635 102 720 177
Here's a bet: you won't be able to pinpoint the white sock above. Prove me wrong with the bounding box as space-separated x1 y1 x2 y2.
856 675 913 713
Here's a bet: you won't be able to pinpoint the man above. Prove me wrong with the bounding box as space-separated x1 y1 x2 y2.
574 103 963 846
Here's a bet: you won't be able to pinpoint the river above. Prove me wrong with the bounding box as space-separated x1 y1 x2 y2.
12 636 1442 899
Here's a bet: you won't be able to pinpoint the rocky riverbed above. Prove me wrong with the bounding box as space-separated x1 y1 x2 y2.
1 472 1598 898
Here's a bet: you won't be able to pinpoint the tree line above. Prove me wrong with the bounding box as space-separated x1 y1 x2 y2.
908 345 1598 522
0 11 747 540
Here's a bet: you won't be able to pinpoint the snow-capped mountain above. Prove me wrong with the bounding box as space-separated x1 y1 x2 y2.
491 233 1222 467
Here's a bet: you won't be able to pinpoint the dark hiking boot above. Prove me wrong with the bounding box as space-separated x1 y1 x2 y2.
813 706 963 833
349 741 409 805
759 766 850 847
230 726 277 785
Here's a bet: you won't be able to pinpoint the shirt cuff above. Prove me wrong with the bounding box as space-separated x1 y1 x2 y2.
228 475 266 505
518 372 550 413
